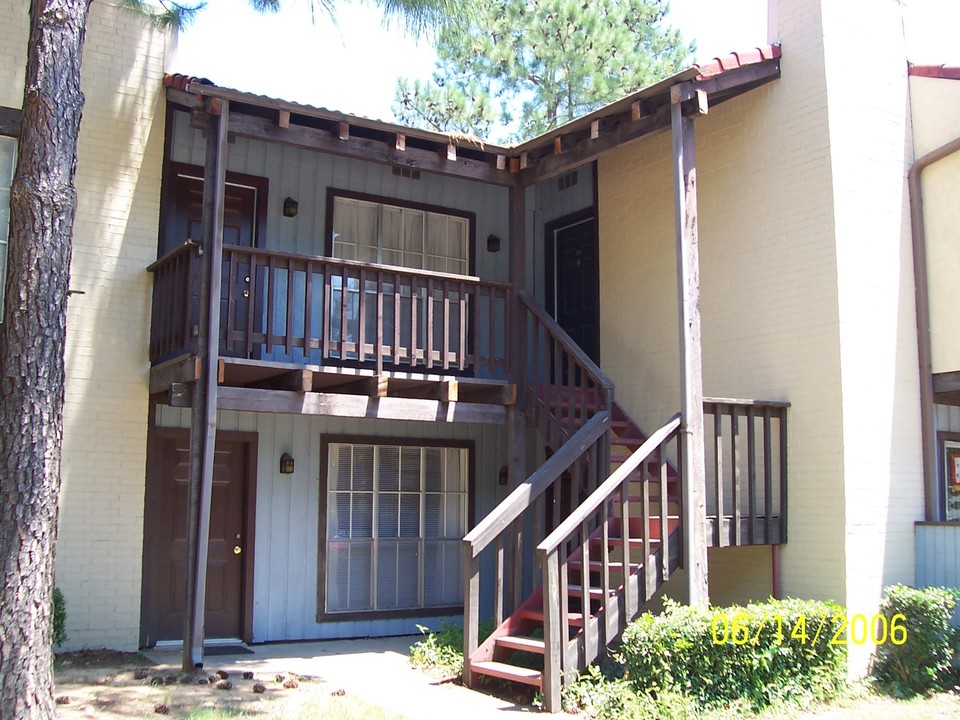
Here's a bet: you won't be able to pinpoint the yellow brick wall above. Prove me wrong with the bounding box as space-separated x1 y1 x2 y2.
0 3 27 109
600 0 923 673
910 76 960 375
600 0 849 612
52 2 166 650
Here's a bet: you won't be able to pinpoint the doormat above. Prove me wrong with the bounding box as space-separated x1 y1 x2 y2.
204 645 254 656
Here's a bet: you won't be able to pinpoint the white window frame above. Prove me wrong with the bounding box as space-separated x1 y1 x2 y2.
0 135 16 319
320 440 469 617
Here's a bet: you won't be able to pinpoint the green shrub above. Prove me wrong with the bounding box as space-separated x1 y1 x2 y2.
618 597 847 709
409 620 494 677
872 584 959 695
52 587 67 648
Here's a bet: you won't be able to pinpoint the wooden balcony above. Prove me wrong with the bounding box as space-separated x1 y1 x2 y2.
147 243 515 423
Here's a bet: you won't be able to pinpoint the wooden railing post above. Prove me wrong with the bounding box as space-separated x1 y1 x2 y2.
463 551 480 687
541 549 562 713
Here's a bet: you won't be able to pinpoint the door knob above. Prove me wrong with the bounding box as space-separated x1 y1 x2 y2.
234 546 242 555
243 290 249 298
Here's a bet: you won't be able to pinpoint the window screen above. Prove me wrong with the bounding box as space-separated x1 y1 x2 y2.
332 196 469 276
325 442 467 613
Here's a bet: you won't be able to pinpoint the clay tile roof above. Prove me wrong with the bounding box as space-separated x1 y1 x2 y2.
694 44 782 80
908 63 960 80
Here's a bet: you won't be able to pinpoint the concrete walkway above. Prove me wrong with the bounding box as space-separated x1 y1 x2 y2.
144 637 539 719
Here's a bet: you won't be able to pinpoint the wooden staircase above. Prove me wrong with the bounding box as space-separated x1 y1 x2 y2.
466 389 683 697
461 292 789 712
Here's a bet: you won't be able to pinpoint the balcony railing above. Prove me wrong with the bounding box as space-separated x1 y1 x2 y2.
148 244 512 378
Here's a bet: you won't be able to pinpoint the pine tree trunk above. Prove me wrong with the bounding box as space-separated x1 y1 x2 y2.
0 0 88 717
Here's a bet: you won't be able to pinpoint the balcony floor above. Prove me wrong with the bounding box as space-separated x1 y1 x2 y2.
151 354 515 425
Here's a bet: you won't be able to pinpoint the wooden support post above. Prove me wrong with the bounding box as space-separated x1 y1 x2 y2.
541 550 562 712
671 84 709 606
508 184 527 487
184 99 231 671
463 552 480 687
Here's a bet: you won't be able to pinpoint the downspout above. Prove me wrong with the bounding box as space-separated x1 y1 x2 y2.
908 133 960 522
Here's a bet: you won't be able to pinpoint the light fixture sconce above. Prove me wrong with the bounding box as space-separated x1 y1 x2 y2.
498 465 508 486
279 452 295 474
486 234 501 253
283 197 298 217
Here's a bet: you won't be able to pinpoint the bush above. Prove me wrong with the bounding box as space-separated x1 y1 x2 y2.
52 587 67 648
409 620 494 677
872 584 959 695
618 597 847 709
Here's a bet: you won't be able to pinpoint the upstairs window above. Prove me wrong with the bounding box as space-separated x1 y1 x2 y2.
329 191 472 276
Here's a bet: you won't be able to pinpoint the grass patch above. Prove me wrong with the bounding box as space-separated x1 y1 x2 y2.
184 693 408 720
408 621 494 678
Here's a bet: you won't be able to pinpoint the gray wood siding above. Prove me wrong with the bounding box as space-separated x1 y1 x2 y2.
156 405 507 641
530 165 595 305
936 404 960 433
168 112 510 284
915 523 960 626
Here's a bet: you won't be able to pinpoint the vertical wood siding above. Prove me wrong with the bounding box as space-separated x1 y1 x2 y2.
915 523 960 626
156 405 507 641
168 113 509 284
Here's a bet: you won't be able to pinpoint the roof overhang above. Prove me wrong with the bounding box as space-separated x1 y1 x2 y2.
164 45 781 188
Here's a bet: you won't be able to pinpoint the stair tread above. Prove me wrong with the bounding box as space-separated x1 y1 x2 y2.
471 660 542 686
496 635 546 653
568 583 617 598
519 609 587 626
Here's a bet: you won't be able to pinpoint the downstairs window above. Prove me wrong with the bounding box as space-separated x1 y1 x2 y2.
321 441 468 616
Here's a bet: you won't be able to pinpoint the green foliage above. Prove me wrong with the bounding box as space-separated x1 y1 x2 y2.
872 584 959 695
618 598 847 709
408 620 494 676
394 0 693 141
52 587 67 648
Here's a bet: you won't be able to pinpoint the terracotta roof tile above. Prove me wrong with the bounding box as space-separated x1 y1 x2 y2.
694 44 782 79
908 63 960 80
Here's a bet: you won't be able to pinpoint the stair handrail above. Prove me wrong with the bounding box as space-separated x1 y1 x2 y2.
537 414 681 557
517 291 615 396
463 410 612 556
536 413 682 711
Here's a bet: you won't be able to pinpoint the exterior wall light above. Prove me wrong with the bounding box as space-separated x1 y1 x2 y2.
487 234 501 253
283 197 298 217
280 452 295 474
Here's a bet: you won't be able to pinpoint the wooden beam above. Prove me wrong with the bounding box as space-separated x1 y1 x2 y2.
518 104 672 185
553 137 563 155
590 120 599 140
447 143 457 162
248 368 314 392
0 105 22 137
321 375 389 397
227 113 514 187
396 133 406 151
460 383 516 406
166 87 205 111
216 386 507 424
496 154 506 171
277 109 290 128
671 85 709 606
149 354 200 395
339 121 350 140
630 101 642 121
395 379 459 402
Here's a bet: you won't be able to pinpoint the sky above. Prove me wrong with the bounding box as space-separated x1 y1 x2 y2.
170 0 960 128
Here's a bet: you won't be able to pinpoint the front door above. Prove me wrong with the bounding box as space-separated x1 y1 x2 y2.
140 430 255 646
162 163 267 357
545 209 600 364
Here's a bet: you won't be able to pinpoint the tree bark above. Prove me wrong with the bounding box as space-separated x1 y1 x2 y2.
0 0 88 717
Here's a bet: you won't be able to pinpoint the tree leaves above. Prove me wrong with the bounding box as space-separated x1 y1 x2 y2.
395 0 693 141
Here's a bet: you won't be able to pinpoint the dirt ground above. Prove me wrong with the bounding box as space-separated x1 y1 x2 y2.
53 650 336 719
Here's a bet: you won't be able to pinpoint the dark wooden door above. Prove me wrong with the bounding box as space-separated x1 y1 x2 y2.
545 211 600 364
141 432 252 645
162 164 265 357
